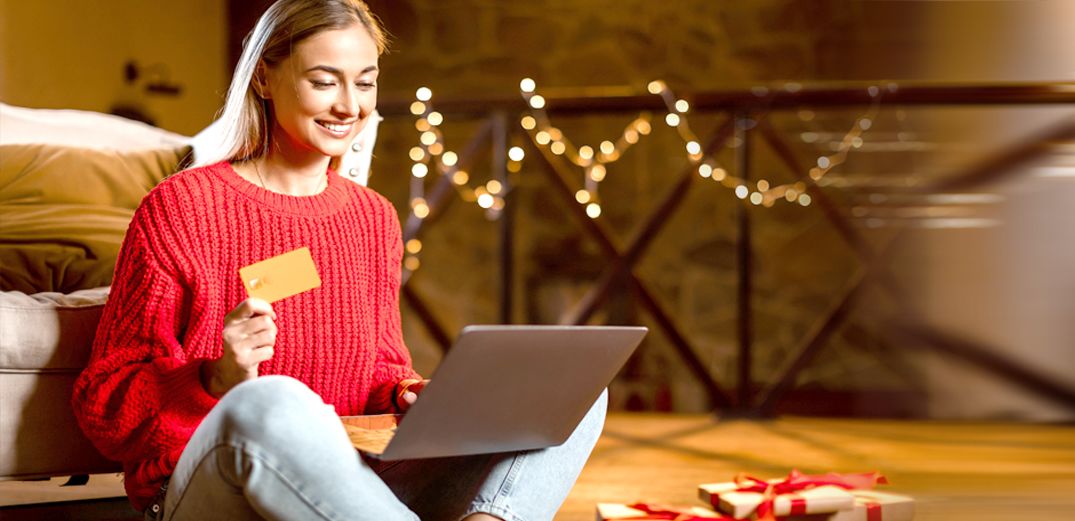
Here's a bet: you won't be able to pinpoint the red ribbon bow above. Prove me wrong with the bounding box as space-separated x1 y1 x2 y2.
715 470 888 521
614 503 737 521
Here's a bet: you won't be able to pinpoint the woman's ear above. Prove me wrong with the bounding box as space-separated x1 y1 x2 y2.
252 62 271 99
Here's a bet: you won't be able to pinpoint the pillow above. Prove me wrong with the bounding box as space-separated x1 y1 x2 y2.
0 143 191 293
0 102 189 150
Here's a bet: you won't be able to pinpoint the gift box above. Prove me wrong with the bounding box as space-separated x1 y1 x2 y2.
717 485 855 519
698 479 781 506
828 491 915 521
596 502 729 521
697 471 888 520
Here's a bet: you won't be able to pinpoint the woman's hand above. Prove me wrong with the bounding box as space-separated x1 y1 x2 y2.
202 298 278 398
393 378 429 413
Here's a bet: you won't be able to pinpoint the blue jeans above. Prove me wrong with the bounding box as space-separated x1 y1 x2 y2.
155 376 606 521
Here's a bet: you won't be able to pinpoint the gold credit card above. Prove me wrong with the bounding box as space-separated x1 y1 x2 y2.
239 247 322 303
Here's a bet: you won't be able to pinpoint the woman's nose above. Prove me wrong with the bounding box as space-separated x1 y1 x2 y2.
334 87 359 117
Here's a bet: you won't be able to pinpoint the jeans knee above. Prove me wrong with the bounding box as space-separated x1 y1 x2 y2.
575 389 609 440
215 376 329 444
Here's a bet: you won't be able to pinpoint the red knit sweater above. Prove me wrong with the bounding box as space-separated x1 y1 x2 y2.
71 161 421 511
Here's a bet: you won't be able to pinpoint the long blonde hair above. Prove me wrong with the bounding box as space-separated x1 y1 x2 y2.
195 0 387 166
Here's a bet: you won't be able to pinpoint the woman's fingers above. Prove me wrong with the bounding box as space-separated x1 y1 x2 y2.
224 298 276 324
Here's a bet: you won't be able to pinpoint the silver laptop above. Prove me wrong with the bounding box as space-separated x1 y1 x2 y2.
342 325 647 460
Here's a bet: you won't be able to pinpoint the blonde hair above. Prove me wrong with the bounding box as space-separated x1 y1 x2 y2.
196 0 387 166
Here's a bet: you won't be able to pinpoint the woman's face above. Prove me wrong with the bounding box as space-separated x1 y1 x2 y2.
262 23 379 160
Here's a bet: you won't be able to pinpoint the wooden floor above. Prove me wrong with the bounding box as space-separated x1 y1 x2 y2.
3 414 1074 520
562 414 1075 520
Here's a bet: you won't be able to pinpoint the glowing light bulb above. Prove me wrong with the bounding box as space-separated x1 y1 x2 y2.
647 80 664 94
636 120 652 135
579 145 594 160
412 198 430 218
757 179 770 191
735 185 749 199
428 142 444 155
589 164 606 182
749 192 763 205
406 239 423 254
686 141 701 155
415 87 432 101
415 119 431 132
441 151 458 166
712 167 727 181
427 111 443 126
675 99 690 113
452 170 469 185
420 131 437 146
404 256 420 271
698 164 713 178
520 78 536 93
521 116 537 130
550 141 566 155
535 131 551 145
411 163 428 178
586 203 602 219
508 146 525 162
665 113 681 127
575 189 591 204
409 101 426 115
624 129 639 144
477 193 495 208
817 156 831 169
600 140 615 155
486 180 503 195
799 194 812 206
409 147 425 161
529 95 546 109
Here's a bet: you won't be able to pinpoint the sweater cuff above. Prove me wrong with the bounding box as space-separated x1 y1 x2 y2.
158 358 219 419
366 365 423 414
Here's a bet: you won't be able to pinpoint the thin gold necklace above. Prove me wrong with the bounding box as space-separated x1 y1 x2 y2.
252 161 326 196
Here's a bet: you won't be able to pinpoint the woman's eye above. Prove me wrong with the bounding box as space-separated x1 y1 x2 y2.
310 80 335 89
356 81 376 90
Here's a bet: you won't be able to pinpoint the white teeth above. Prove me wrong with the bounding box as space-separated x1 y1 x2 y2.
319 121 351 133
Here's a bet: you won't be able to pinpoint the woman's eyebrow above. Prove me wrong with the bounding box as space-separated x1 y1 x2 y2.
304 65 379 74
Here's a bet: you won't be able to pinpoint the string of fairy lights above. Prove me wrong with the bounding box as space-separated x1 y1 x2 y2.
402 81 885 271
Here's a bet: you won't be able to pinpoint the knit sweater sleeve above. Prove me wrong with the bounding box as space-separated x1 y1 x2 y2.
365 200 422 414
71 203 218 465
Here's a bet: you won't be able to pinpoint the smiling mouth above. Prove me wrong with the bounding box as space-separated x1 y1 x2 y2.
317 120 355 135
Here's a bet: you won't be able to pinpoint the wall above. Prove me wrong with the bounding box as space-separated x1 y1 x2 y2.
0 0 227 135
355 0 934 414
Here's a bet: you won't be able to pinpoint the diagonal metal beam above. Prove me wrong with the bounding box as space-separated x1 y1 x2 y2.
525 131 732 408
401 283 453 352
921 119 1075 192
402 117 496 247
895 322 1075 410
561 116 738 326
755 266 868 415
756 116 879 263
400 117 495 348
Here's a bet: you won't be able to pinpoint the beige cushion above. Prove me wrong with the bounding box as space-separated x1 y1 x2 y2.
0 143 191 294
0 102 189 150
0 287 118 478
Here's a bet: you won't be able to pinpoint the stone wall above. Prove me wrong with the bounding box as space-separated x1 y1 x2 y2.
354 0 933 414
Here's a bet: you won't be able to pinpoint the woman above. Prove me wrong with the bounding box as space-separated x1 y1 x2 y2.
71 1 606 520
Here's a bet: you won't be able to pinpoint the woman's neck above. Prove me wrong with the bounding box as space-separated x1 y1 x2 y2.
253 151 330 196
